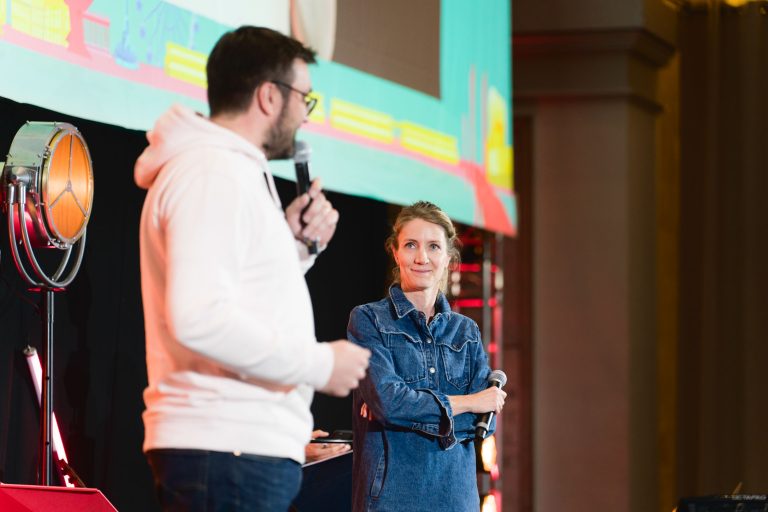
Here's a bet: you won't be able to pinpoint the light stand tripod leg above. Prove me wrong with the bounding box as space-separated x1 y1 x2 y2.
40 289 54 486
25 346 78 487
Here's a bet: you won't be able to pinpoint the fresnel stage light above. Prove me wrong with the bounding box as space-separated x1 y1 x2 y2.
1 121 94 486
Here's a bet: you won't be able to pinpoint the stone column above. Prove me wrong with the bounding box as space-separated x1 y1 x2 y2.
512 2 676 510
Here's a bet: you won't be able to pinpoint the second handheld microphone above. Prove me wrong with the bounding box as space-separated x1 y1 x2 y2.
475 369 507 439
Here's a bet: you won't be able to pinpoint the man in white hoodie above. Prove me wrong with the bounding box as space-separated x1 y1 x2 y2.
134 26 371 511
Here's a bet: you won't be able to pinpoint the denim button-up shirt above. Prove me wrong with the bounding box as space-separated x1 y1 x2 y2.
348 285 494 512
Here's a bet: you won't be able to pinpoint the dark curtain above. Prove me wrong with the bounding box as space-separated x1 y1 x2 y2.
678 2 768 497
0 96 390 511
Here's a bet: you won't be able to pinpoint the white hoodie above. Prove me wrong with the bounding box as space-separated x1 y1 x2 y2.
135 104 333 463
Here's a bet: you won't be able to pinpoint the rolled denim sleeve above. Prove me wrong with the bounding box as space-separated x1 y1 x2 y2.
348 306 460 449
452 321 495 439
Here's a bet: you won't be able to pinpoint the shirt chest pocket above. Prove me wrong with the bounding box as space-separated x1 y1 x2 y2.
439 338 475 390
384 332 427 383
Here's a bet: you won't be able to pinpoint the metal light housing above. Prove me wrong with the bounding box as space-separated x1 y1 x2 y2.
2 121 94 249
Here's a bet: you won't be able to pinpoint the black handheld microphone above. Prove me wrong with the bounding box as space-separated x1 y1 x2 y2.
293 140 318 255
475 369 507 439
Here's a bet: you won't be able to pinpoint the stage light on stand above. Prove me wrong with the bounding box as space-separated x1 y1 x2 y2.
1 121 94 487
481 492 499 512
480 434 499 477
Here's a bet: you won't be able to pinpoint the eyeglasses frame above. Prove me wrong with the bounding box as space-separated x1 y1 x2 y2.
271 80 318 116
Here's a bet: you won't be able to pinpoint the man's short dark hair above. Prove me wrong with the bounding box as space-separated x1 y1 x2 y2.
206 26 317 117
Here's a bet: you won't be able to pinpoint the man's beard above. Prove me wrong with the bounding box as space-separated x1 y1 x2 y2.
263 105 296 160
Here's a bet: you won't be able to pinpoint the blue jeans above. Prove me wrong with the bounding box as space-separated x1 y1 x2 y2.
146 449 302 512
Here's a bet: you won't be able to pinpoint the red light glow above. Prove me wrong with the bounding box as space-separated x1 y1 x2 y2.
453 298 498 308
25 349 74 488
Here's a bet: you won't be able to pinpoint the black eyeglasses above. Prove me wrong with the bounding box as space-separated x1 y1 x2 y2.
272 80 318 115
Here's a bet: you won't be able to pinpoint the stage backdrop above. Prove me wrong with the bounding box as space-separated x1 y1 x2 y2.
0 94 392 510
0 0 515 234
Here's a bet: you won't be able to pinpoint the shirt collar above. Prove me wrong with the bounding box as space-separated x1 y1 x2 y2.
388 283 451 320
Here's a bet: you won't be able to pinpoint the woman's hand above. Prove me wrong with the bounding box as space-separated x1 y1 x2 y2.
448 386 507 416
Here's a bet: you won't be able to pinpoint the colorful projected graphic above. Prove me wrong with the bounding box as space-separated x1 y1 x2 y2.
0 0 515 234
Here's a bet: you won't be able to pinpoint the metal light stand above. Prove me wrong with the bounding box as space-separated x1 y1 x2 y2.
1 122 93 486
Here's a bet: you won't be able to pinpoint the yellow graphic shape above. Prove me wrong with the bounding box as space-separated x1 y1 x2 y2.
11 0 70 46
0 0 5 34
398 121 459 165
330 99 394 144
484 87 513 190
165 42 207 88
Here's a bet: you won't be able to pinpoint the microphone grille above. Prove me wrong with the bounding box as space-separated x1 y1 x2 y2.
488 369 507 386
293 140 311 163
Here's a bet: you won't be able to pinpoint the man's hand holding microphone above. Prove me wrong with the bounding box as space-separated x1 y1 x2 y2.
320 341 371 397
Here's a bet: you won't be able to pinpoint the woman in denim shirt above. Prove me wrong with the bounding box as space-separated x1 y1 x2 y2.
348 201 507 512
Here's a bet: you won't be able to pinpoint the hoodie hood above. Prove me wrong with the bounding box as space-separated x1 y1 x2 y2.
134 104 266 190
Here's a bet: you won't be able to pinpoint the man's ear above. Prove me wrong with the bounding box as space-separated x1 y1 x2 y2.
254 81 280 117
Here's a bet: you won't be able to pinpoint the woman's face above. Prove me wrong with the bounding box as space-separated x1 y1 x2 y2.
394 218 451 294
